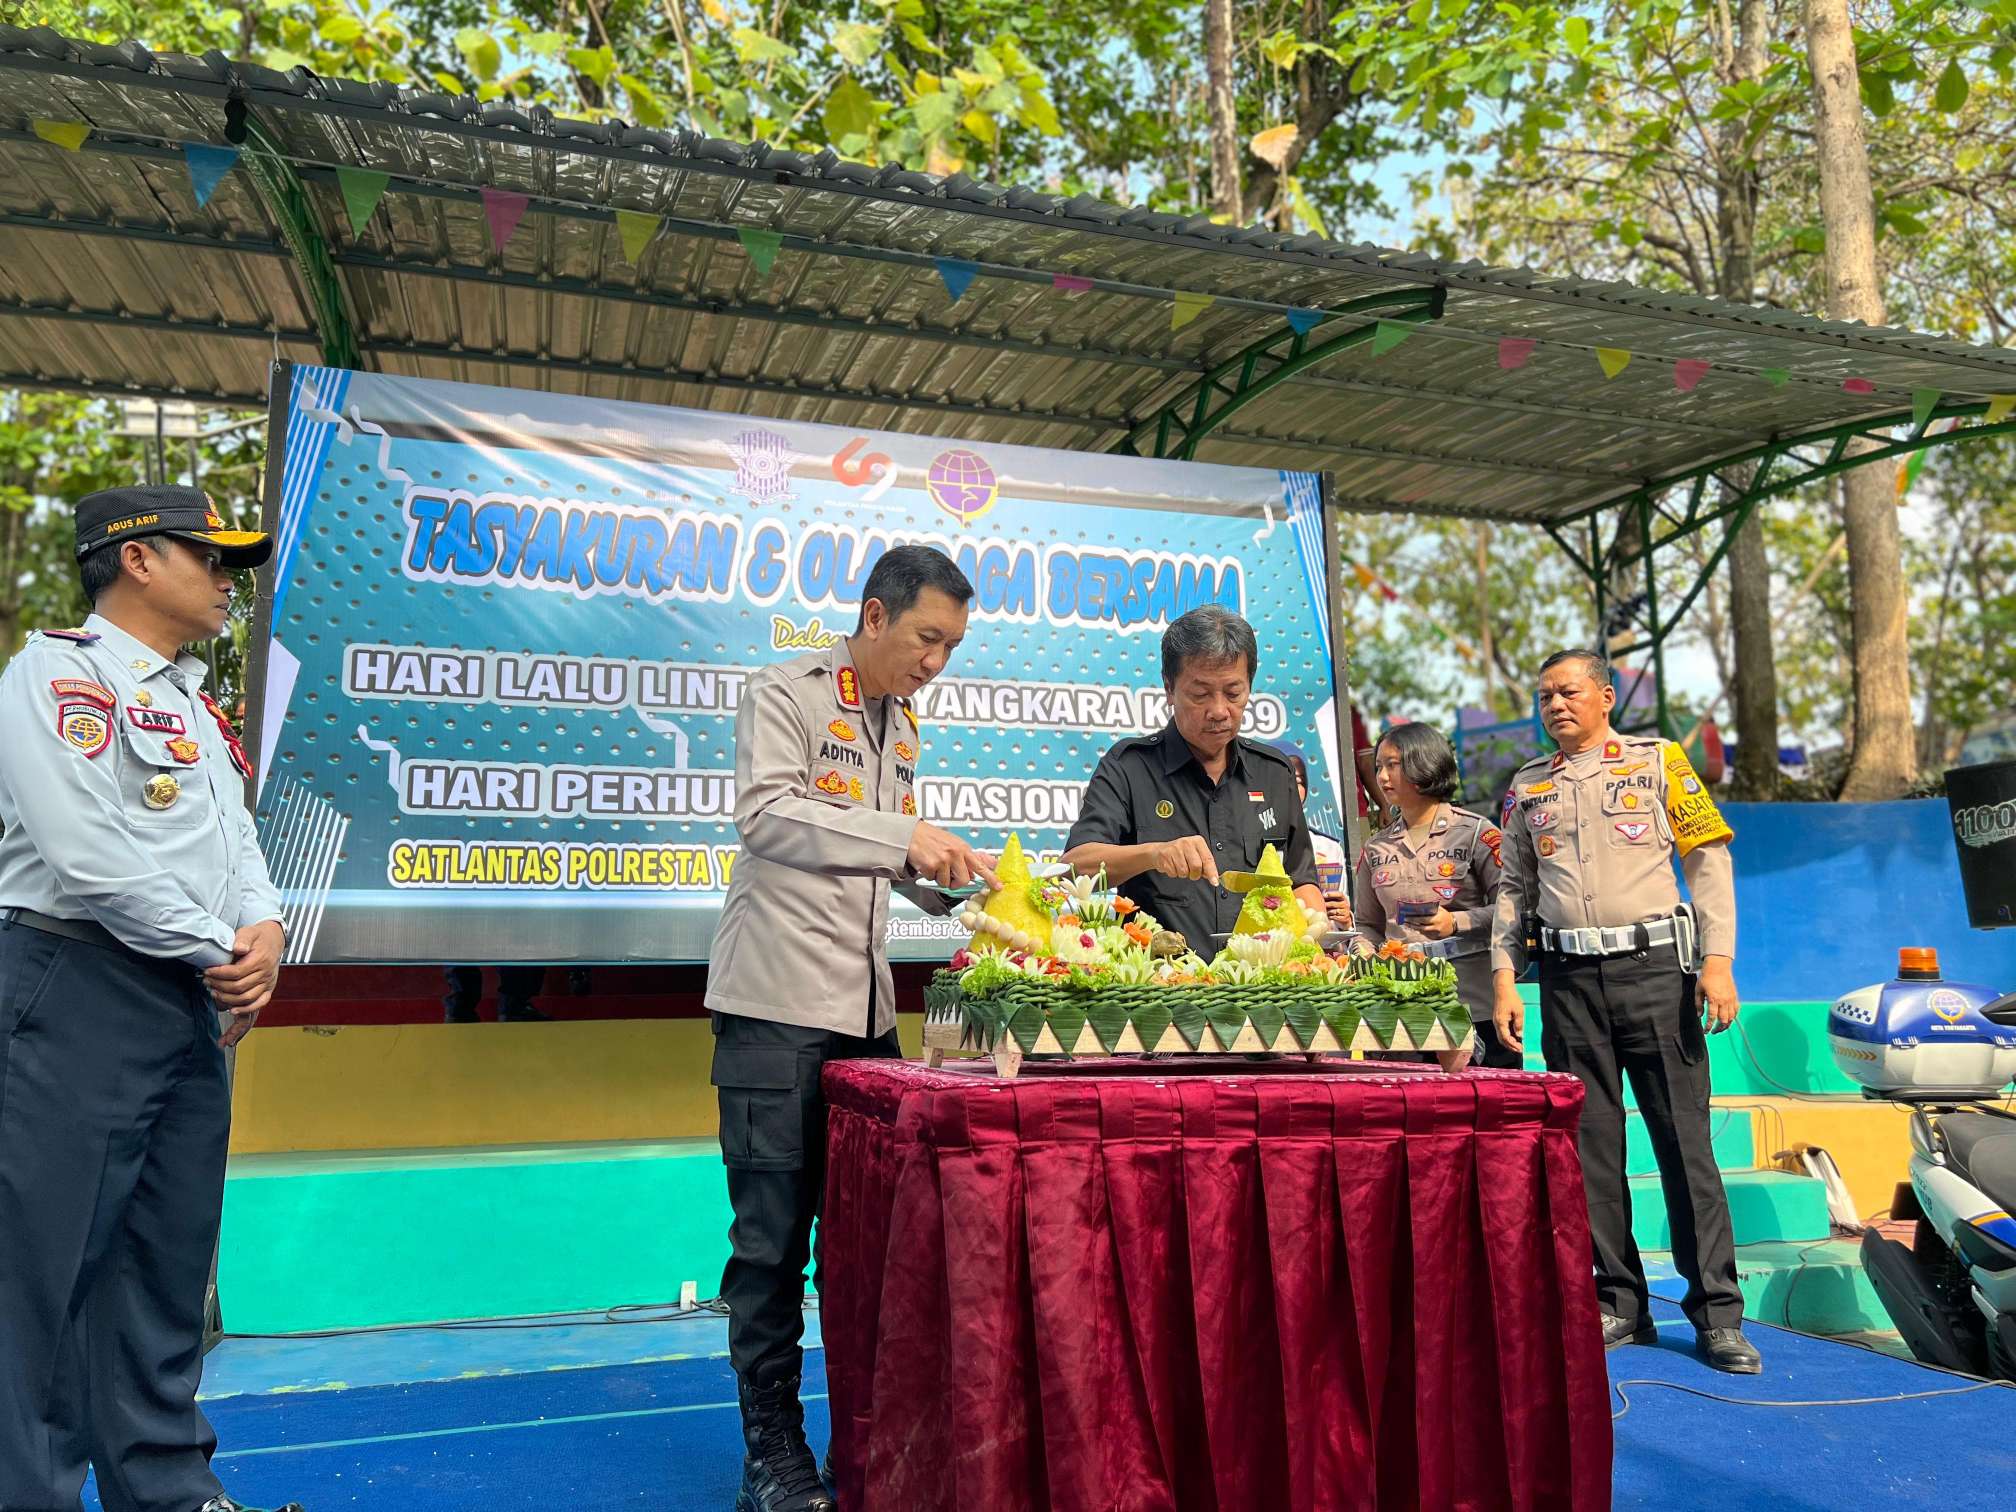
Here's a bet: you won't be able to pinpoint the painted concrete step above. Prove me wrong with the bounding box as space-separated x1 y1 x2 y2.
1629 1167 1833 1251
1626 1105 1754 1176
1645 1239 1894 1339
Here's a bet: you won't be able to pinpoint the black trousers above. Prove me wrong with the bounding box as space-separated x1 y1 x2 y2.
1538 947 1744 1332
0 919 230 1512
711 1011 901 1382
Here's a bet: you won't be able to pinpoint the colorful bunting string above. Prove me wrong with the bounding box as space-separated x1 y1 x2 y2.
935 257 979 302
480 187 530 250
616 209 664 264
337 167 390 235
1171 290 1214 331
738 227 784 276
1370 320 1415 357
32 118 91 151
182 143 240 209
24 115 2016 419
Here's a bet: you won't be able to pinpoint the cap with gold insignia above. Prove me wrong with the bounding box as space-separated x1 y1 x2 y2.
73 485 272 569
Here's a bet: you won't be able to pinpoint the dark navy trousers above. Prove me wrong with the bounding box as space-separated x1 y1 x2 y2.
0 918 230 1512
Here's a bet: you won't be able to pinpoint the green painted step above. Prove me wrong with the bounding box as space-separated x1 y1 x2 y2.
220 1140 732 1335
1646 1240 1893 1338
1629 1168 1832 1252
1625 1105 1754 1175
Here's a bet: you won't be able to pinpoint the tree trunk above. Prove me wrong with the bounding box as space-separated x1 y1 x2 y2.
1717 0 1782 800
1804 0 1916 799
1204 0 1242 222
1474 523 1497 719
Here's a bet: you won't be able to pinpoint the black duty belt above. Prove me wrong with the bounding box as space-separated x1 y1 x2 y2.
1539 917 1680 956
0 905 137 957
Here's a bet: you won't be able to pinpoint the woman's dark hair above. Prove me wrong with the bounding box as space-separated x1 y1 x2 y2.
1372 721 1460 802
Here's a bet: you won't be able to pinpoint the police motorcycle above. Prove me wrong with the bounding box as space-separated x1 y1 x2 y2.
1829 949 2016 1380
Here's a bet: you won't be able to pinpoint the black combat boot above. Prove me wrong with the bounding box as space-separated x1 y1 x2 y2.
735 1362 835 1512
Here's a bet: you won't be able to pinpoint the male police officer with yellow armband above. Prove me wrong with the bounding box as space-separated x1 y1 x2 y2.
0 487 302 1512
704 545 996 1512
1490 649 1760 1374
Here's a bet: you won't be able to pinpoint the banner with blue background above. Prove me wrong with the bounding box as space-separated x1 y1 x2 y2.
255 364 1341 963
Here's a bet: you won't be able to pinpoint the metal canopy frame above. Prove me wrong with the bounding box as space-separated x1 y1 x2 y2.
1544 400 2016 736
6 25 2016 737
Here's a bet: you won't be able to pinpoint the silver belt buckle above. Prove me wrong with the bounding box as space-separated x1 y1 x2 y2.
1572 927 1597 954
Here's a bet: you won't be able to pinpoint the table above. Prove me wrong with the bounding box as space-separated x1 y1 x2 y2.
821 1057 1612 1511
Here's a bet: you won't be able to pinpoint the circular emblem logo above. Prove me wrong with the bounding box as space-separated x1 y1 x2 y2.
1437 861 1456 877
1155 800 1174 819
925 449 999 524
1928 988 1969 1025
1538 835 1557 857
142 773 181 810
1622 793 1639 809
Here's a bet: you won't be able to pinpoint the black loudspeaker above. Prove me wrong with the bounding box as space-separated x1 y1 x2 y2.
1946 757 2016 929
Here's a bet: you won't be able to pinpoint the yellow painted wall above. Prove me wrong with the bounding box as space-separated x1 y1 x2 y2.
1727 1095 1918 1221
230 1014 927 1155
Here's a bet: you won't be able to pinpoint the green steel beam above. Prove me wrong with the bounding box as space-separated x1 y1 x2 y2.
1564 406 2016 739
239 114 360 370
1114 287 1445 460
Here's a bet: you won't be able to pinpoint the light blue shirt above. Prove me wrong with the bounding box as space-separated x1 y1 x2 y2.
0 612 282 967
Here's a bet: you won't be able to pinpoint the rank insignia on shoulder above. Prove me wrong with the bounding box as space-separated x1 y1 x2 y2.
42 627 101 644
58 704 112 757
1602 739 1623 760
834 667 861 709
1550 752 1567 771
51 678 114 709
142 773 181 810
828 718 857 742
166 737 201 764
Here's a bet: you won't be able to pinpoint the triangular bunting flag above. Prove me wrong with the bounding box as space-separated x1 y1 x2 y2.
1171 290 1214 330
32 119 91 151
1842 376 1875 395
1052 273 1092 294
935 257 979 301
1285 307 1324 335
1595 347 1632 380
616 209 663 264
481 188 531 250
183 143 240 209
1498 337 1536 370
1673 359 1711 392
1353 563 1378 590
739 227 784 276
1370 320 1415 357
1898 447 1930 494
1986 394 2016 425
1761 368 1791 387
337 167 390 236
1910 387 1940 428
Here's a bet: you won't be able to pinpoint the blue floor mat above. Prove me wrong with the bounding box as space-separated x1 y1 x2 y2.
1609 1300 2011 1510
87 1300 2015 1510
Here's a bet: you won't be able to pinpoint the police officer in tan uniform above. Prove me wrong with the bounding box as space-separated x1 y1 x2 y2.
1490 649 1759 1373
704 545 995 1512
1352 722 1515 1069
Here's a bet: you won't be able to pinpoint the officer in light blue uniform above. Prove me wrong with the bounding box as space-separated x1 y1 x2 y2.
0 486 304 1512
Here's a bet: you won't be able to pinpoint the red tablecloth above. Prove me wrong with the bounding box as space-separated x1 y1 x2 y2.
821 1058 1612 1512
